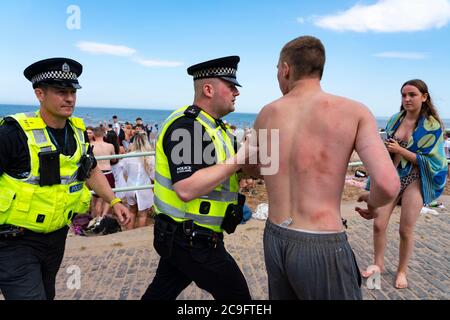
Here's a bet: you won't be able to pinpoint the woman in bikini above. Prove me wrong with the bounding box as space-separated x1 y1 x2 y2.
361 79 447 289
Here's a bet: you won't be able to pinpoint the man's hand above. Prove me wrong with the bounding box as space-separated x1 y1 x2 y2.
112 202 131 225
355 193 379 220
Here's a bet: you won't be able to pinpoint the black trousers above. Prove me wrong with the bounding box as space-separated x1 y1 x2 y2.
141 221 251 300
0 226 68 300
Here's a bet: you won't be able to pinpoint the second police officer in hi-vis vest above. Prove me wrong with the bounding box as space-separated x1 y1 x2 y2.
0 58 130 300
141 56 256 300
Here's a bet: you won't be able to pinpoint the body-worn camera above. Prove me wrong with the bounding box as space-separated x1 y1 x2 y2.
77 146 95 181
38 150 61 186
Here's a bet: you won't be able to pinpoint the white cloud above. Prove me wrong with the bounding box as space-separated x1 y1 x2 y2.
134 58 183 68
313 0 450 32
77 41 183 68
77 41 136 56
297 17 305 24
373 51 428 59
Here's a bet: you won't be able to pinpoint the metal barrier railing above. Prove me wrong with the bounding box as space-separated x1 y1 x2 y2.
95 152 155 193
348 161 363 167
95 151 155 161
96 152 366 194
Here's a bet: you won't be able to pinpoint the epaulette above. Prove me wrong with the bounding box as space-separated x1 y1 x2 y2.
1 116 21 129
16 116 46 131
70 117 86 130
1 116 17 124
184 105 202 119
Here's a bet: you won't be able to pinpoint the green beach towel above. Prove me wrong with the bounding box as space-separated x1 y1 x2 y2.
367 111 448 205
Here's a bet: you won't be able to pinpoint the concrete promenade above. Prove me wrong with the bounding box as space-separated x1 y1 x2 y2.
51 197 450 300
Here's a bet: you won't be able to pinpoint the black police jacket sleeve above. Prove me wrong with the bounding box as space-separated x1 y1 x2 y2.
162 117 215 184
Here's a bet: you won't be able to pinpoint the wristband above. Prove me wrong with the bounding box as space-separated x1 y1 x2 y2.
110 197 122 208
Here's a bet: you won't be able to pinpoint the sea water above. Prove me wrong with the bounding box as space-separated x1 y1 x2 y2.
2 104 450 130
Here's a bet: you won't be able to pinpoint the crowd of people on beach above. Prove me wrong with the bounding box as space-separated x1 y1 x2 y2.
72 115 158 234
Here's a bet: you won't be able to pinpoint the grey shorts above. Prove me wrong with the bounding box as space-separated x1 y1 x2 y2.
263 219 362 300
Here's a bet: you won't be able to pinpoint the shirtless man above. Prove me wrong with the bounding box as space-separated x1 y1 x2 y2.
91 127 116 218
251 36 400 300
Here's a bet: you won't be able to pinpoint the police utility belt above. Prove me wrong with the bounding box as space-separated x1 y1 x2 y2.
155 214 222 248
153 193 246 258
0 224 25 239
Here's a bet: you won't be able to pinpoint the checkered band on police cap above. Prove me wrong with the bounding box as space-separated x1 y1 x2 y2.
193 67 237 80
31 70 79 85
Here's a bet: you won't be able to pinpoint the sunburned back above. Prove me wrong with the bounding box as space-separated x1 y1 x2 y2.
92 140 114 171
260 92 362 231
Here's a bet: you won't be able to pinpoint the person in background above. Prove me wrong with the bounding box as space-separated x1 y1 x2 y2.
362 79 447 289
112 115 120 135
112 115 125 146
122 123 134 152
91 127 117 219
86 126 95 143
122 132 155 230
130 124 144 143
444 132 450 178
136 117 150 137
105 128 128 205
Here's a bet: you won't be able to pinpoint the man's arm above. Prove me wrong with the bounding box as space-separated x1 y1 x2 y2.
0 123 30 178
0 127 9 176
87 167 130 225
173 138 255 202
164 117 256 202
355 106 400 213
109 144 118 164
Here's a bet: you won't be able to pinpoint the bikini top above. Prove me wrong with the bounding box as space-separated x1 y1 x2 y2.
391 135 409 148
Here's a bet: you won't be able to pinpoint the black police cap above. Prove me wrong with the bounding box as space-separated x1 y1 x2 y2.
187 56 241 87
24 57 83 89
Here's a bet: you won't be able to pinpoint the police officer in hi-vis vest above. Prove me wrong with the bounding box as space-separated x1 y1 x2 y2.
141 56 256 300
0 58 131 300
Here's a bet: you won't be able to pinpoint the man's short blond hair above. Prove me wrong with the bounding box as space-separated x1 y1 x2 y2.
93 127 104 137
280 35 326 81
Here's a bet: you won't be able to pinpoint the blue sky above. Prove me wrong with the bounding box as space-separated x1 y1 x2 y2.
1 0 449 117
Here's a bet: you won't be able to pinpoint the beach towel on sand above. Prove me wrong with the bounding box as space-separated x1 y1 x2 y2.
367 111 447 205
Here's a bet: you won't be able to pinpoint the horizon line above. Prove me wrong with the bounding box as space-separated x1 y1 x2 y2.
0 103 261 115
3 103 446 119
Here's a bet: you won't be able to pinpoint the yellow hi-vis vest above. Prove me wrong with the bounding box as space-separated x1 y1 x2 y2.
154 106 239 233
0 111 92 233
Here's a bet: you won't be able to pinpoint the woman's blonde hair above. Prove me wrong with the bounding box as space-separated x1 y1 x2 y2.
130 132 154 176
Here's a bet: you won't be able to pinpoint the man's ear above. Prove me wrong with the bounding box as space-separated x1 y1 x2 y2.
203 82 214 98
34 88 46 102
282 61 290 79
